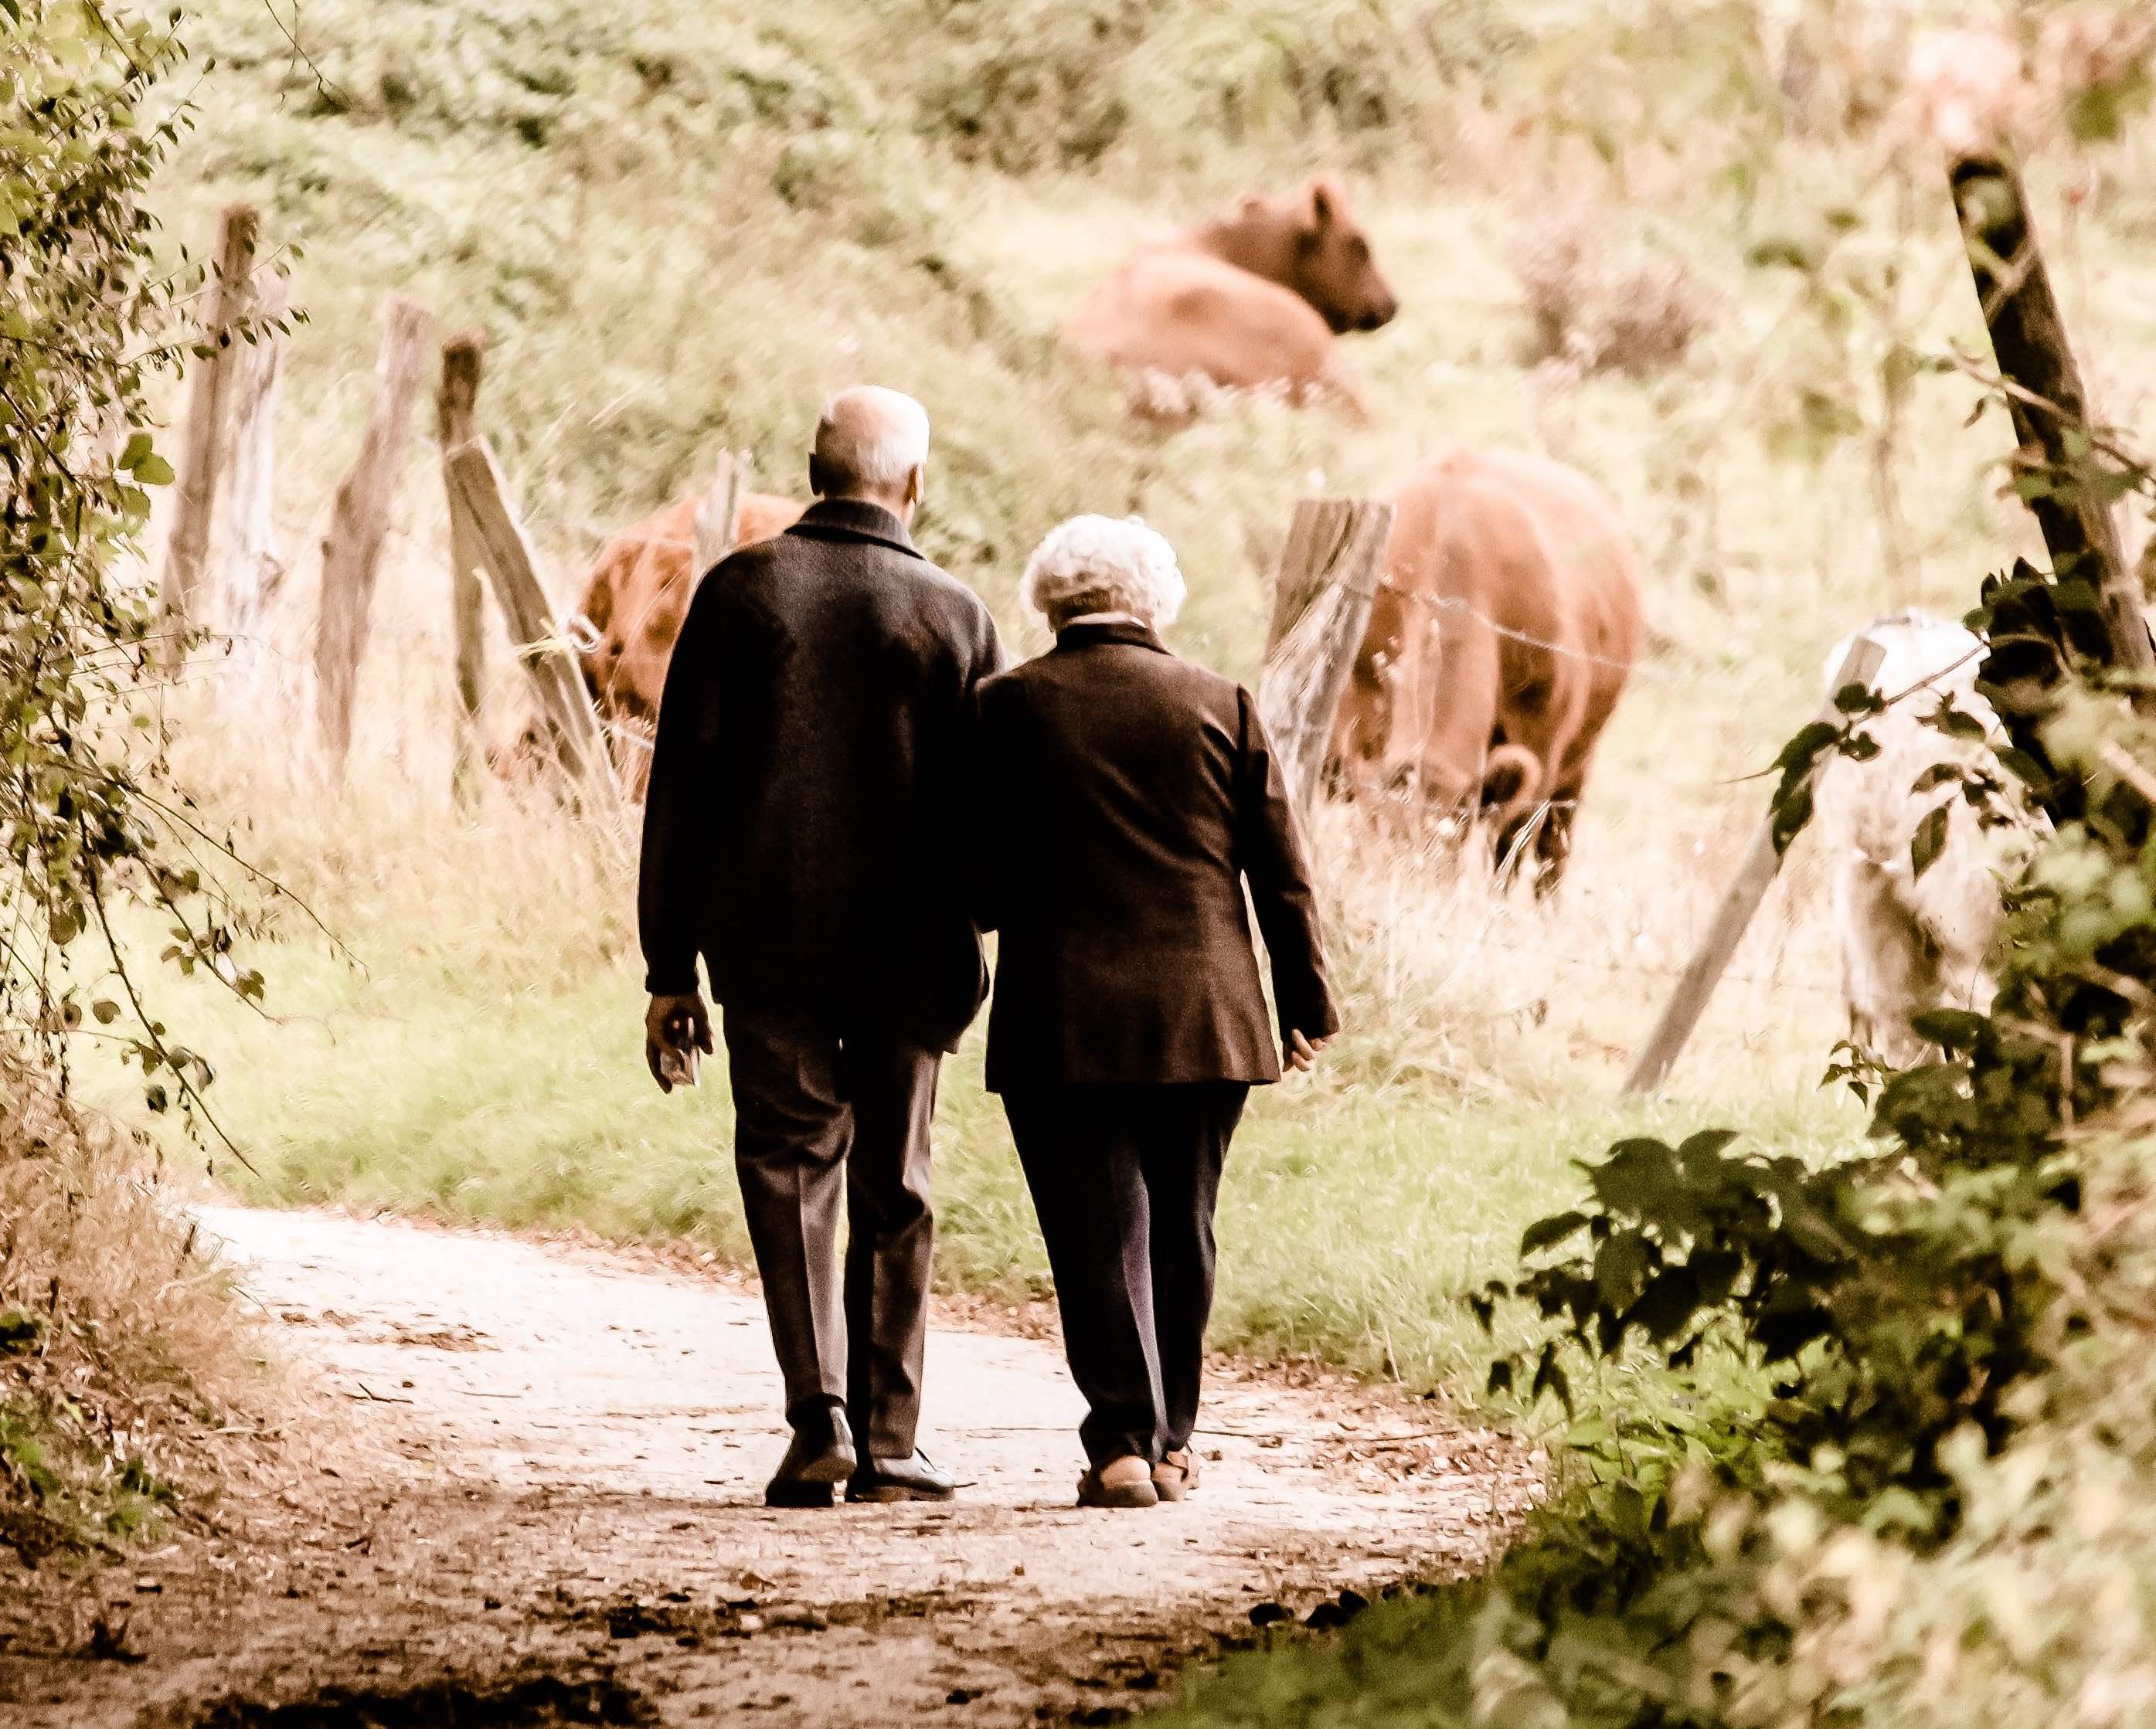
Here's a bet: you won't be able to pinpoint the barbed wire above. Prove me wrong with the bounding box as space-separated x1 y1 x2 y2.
1337 576 1662 679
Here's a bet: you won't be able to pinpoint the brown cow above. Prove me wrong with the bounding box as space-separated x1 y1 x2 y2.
573 489 803 729
1067 176 1399 417
1330 450 1643 891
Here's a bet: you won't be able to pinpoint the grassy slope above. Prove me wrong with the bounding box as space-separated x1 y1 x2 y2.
124 0 2156 1398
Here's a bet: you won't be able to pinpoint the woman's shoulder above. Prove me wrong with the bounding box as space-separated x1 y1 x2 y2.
1148 650 1250 720
984 640 1248 711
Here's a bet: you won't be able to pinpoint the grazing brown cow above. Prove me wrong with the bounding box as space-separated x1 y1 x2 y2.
1330 450 1643 890
573 490 803 729
1067 176 1399 417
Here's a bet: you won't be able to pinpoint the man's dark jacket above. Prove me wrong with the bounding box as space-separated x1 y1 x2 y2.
968 618 1338 1092
638 498 1002 1051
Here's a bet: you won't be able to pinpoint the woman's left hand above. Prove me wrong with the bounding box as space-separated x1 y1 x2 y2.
1285 1030 1331 1072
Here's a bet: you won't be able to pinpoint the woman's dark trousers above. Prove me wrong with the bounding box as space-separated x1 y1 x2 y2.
1001 1082 1248 1467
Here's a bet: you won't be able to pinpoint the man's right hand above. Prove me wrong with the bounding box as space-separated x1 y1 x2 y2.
1285 1030 1331 1073
645 992 714 1093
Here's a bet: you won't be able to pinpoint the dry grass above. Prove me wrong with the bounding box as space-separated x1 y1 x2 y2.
1 1053 274 1556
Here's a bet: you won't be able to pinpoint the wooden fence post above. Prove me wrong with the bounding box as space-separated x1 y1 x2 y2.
161 203 260 637
219 272 289 689
444 436 621 817
437 331 489 803
1949 153 2152 674
1622 634 1889 1096
691 450 751 580
315 296 433 772
1256 498 1394 816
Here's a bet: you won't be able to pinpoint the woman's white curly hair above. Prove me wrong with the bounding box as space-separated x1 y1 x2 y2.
1019 515 1186 630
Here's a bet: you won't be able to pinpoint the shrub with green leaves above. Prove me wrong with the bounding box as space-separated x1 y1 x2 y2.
3 0 274 1116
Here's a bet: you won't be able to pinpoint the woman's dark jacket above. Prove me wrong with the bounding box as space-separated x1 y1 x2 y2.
968 618 1338 1092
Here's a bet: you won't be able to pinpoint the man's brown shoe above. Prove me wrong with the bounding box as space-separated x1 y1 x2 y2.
1077 1456 1158 1509
1151 1449 1199 1502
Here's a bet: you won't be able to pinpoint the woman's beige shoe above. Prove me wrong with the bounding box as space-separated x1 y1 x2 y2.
1077 1455 1159 1509
1151 1448 1199 1502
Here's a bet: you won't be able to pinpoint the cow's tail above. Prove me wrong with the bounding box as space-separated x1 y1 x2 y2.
1481 744 1545 825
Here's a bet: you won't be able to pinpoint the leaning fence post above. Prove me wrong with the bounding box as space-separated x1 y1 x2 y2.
444 436 621 820
691 450 751 581
162 203 260 639
315 295 433 772
437 331 489 804
1256 498 1394 816
1622 635 1889 1096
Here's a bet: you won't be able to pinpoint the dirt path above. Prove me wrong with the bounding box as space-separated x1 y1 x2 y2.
1 1207 1535 1727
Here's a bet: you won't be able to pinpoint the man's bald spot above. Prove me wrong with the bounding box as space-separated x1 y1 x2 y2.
812 386 930 501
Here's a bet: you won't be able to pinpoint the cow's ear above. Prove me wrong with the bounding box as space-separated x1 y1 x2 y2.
1306 175 1344 232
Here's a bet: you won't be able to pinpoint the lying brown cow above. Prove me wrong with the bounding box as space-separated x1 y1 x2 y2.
1330 450 1643 890
573 489 803 729
1067 176 1399 417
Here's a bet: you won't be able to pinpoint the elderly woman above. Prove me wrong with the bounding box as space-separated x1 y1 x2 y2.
969 516 1338 1510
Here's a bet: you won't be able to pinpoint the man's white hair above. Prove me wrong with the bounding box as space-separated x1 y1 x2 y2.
814 386 930 489
1021 515 1187 628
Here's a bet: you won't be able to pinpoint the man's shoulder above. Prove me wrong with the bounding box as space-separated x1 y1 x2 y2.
901 555 992 627
699 533 788 593
879 559 997 668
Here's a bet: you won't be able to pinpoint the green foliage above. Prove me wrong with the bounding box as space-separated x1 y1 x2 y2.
2 1 271 1116
1154 581 2156 1727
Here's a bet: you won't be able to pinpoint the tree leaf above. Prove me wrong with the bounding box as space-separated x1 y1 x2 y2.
1910 804 1950 879
1521 1211 1588 1257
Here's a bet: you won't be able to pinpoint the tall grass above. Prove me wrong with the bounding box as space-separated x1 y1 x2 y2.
113 0 2156 1397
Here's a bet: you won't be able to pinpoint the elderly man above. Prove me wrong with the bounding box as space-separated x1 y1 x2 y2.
638 387 1001 1507
968 515 1337 1509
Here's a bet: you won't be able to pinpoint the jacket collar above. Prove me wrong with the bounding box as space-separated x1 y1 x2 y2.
1053 618 1170 655
785 497 923 561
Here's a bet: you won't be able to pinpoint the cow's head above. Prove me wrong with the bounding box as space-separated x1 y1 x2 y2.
1279 176 1398 335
